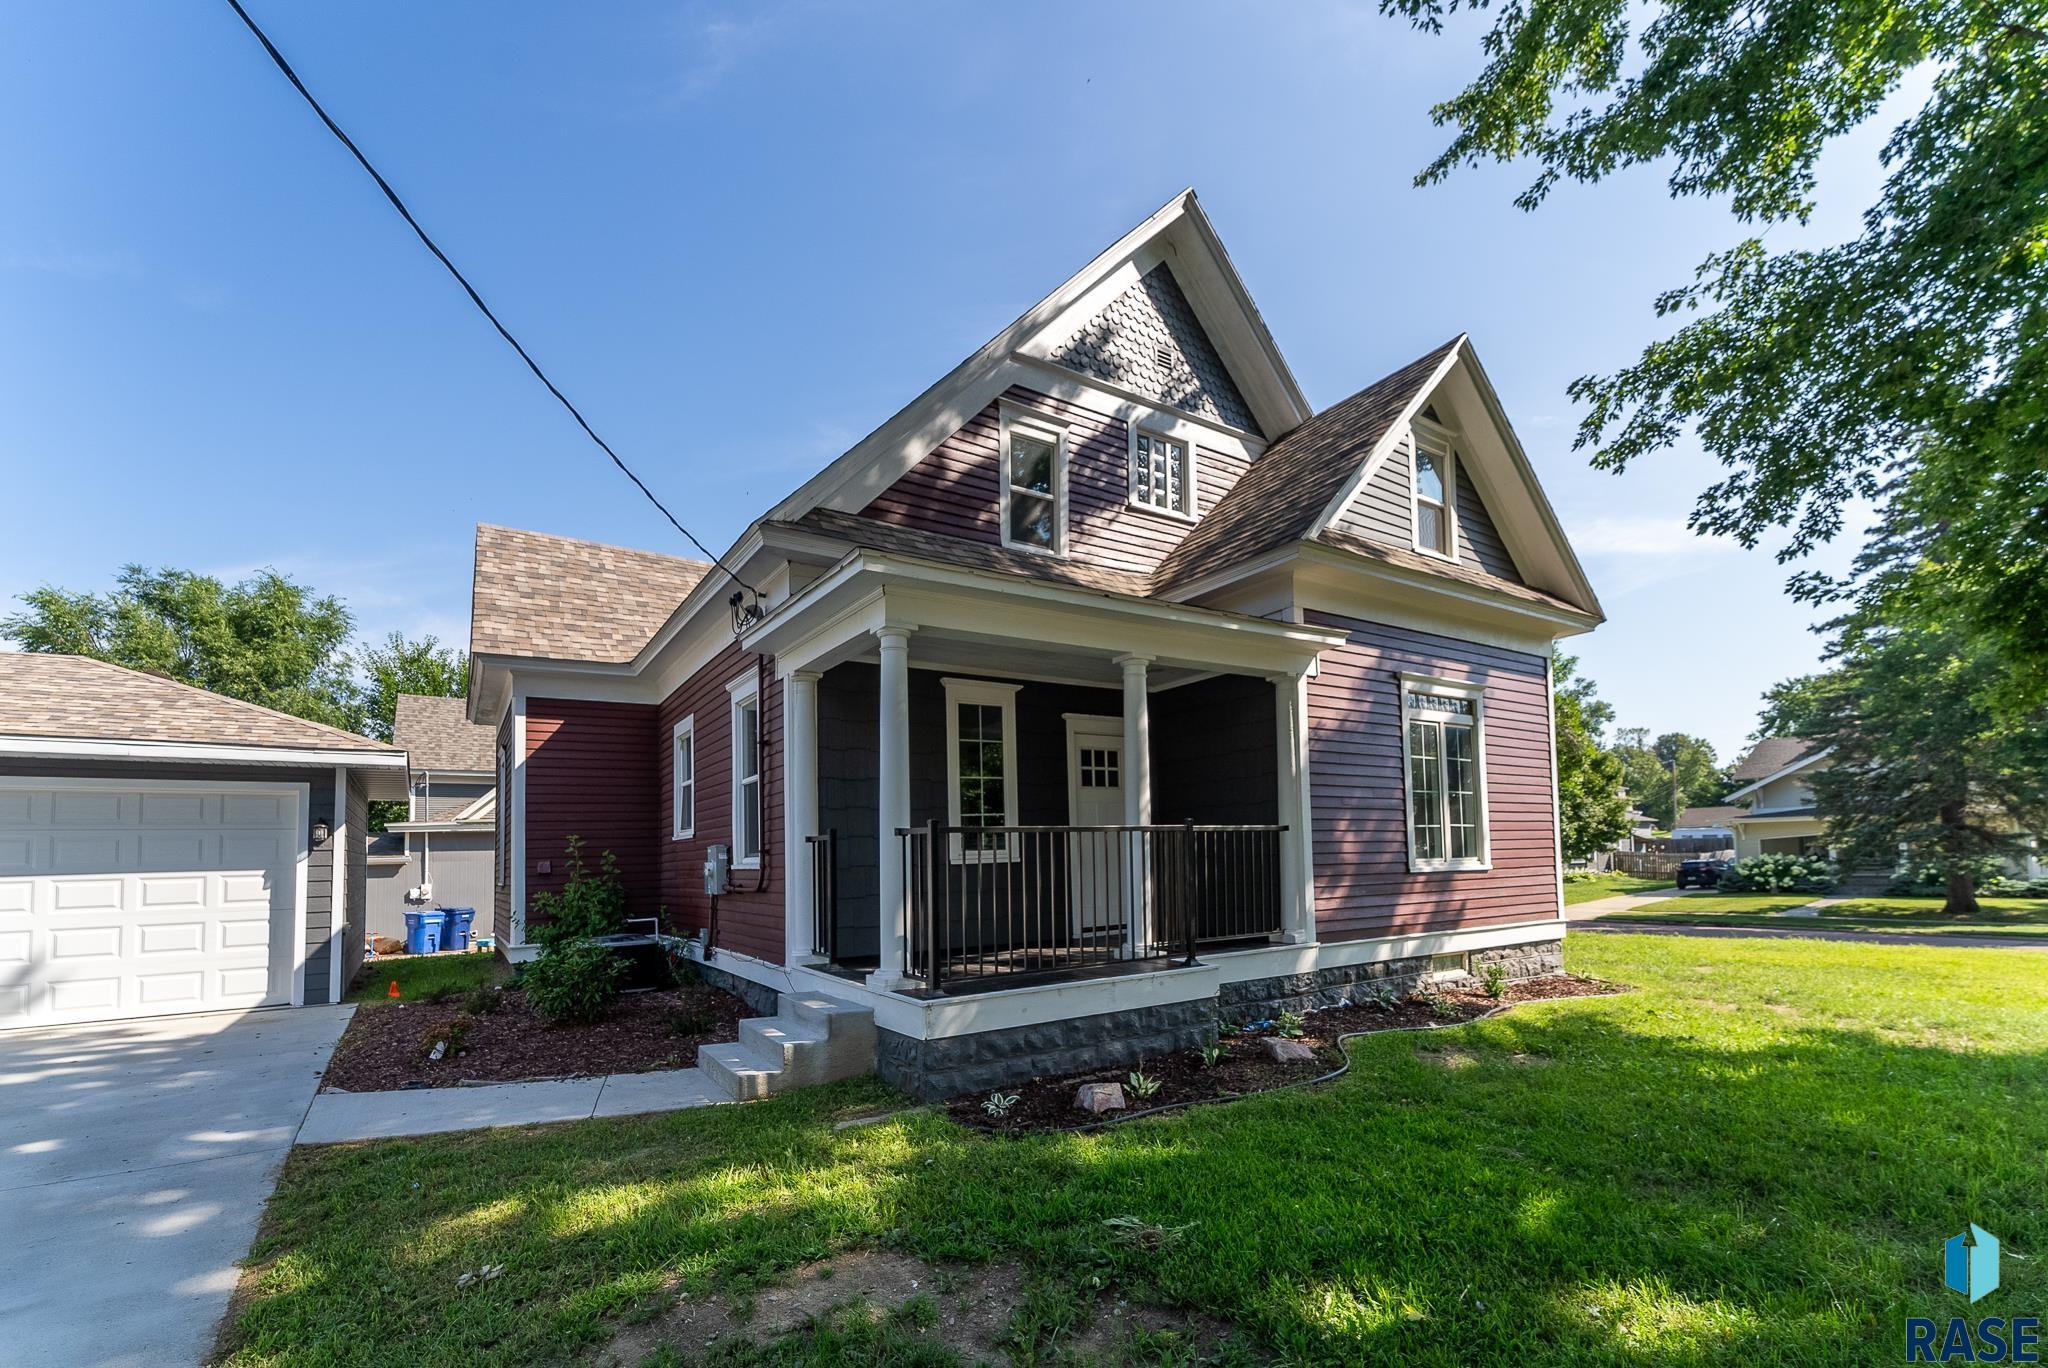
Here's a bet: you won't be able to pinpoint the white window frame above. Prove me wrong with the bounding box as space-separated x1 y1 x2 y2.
1398 672 1491 872
727 672 762 869
998 402 1068 557
1410 418 1460 562
1126 423 1198 521
671 713 696 841
942 676 1021 863
495 735 510 887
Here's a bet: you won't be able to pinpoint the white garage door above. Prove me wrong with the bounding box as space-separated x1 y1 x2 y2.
0 780 303 1029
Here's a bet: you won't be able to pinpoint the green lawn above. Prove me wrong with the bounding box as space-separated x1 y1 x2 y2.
228 935 2047 1365
1603 893 2048 938
1560 873 1672 904
344 950 504 1004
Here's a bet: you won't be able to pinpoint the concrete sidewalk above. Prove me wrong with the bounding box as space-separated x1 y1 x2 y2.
296 1064 726 1144
1564 887 1706 921
1571 921 2048 950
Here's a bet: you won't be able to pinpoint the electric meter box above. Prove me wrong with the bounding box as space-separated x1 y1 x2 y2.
703 844 730 896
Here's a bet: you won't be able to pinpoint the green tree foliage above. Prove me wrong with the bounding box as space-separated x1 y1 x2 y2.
1553 653 1632 861
1611 730 1725 827
1753 674 1833 742
1802 620 2048 914
1382 0 2048 701
356 632 468 743
1 565 358 730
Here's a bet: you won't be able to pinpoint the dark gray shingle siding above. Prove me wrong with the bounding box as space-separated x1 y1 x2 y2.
1049 264 1261 435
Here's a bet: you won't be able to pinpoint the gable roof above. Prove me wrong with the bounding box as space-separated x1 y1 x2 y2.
393 693 493 773
1152 339 1460 594
0 653 401 755
1729 736 1818 782
470 523 713 665
1673 805 1746 829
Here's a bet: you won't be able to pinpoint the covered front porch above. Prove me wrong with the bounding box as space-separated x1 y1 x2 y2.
746 551 1345 996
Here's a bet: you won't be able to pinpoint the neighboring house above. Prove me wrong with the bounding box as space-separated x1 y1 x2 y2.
1722 738 1829 859
364 694 498 945
467 191 1605 1097
1670 805 1743 845
0 653 406 1029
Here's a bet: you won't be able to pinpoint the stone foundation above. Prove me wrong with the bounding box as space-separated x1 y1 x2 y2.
1470 939 1565 981
1217 953 1434 1021
689 953 782 1017
877 998 1214 1102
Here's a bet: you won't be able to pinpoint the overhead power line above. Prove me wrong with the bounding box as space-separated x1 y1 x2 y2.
221 0 756 597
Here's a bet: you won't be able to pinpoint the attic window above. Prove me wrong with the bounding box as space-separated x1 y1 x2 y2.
1129 428 1194 519
999 404 1067 555
1413 424 1457 559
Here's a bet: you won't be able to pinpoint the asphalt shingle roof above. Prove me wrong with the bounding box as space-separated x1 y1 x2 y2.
470 524 713 665
393 694 494 773
1729 737 1817 782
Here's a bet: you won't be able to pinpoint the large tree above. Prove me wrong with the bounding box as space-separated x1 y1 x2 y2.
1611 729 1725 826
1553 652 1633 861
1383 0 2048 704
356 632 468 744
1802 620 2048 913
2 565 359 730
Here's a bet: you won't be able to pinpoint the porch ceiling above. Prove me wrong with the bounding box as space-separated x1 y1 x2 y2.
843 629 1212 690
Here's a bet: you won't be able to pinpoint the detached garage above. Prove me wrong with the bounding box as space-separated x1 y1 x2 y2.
0 654 408 1029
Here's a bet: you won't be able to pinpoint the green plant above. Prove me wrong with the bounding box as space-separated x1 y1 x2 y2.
526 836 629 950
1198 1042 1228 1069
982 1090 1021 1118
417 1014 472 1061
667 1006 716 1037
1719 852 1838 893
521 941 626 1025
1126 1068 1163 1100
1483 963 1508 1001
423 984 460 1006
1889 855 2006 897
1275 1009 1306 1039
1414 981 1459 1021
461 985 502 1016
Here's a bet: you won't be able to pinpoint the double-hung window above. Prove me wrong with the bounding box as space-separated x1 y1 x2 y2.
671 714 696 840
1400 674 1488 870
1130 428 1193 518
1413 424 1456 558
727 673 762 867
1000 405 1066 554
942 677 1020 862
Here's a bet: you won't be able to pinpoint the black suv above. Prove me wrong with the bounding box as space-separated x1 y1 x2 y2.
1674 857 1730 889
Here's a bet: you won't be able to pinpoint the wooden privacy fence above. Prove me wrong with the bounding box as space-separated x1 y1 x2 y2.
1612 847 1733 878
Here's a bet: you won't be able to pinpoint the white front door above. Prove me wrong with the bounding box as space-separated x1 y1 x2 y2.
1065 717 1128 947
0 780 302 1029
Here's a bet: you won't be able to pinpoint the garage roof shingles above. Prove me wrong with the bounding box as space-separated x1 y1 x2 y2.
393 694 494 773
470 523 713 665
0 654 401 754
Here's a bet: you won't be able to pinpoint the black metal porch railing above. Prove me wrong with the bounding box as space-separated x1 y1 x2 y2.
896 819 1286 993
805 830 838 961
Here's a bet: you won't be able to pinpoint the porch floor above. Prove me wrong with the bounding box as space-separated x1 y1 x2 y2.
813 935 1274 998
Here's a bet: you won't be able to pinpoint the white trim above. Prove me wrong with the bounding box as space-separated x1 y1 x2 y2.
0 735 406 769
1307 340 1466 542
1721 746 1834 804
942 676 1021 862
1408 417 1460 563
998 401 1069 557
671 713 697 840
1545 654 1565 919
1127 424 1197 521
727 670 763 868
329 766 347 1006
1396 671 1492 872
510 696 528 947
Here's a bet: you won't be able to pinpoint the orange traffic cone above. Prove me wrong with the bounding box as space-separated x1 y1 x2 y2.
387 980 401 1000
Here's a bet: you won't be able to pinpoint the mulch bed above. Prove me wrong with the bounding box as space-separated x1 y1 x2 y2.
322 982 757 1093
949 973 1624 1132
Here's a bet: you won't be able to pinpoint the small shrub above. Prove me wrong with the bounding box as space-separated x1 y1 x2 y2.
1888 855 2008 896
522 941 626 1025
668 1006 716 1037
1986 875 2048 897
417 1014 472 1061
1356 984 1397 1012
527 836 629 950
1719 852 1838 893
461 985 502 1016
666 951 702 987
1482 963 1507 1000
1197 1042 1228 1069
1126 1068 1163 1100
982 1090 1021 1117
1275 1009 1307 1039
1414 981 1459 1020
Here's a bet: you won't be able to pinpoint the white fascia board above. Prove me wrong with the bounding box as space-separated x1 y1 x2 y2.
384 819 495 834
1306 338 1467 542
1007 354 1266 453
1721 747 1835 804
0 735 408 769
1174 192 1314 432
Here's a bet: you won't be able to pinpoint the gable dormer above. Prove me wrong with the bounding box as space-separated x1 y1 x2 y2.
1331 408 1525 584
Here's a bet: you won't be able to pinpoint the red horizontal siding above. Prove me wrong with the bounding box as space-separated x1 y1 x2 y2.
657 642 785 966
525 698 660 929
859 386 1251 578
1304 612 1559 942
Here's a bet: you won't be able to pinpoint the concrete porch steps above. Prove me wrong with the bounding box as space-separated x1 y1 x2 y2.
699 992 876 1102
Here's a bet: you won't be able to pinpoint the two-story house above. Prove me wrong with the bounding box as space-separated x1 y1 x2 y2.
466 191 1604 1098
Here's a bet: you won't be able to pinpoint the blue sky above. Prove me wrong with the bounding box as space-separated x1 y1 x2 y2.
1 3 1910 762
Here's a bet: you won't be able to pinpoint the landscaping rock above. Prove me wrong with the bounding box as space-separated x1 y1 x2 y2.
1261 1037 1316 1063
1074 1081 1127 1114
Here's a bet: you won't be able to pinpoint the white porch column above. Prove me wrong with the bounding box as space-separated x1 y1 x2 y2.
784 669 821 966
1115 654 1152 826
1275 668 1316 943
870 626 914 988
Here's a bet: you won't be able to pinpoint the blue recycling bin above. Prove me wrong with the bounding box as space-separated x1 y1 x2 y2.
403 907 447 955
443 907 476 952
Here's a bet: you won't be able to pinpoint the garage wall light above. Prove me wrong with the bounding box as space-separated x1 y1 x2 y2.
311 820 331 845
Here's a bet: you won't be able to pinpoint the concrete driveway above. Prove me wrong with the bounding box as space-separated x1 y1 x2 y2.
0 1006 351 1368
